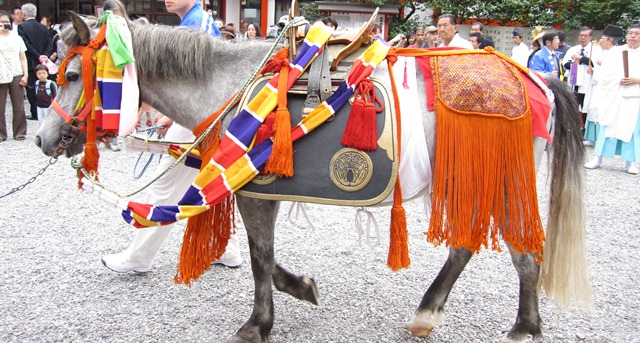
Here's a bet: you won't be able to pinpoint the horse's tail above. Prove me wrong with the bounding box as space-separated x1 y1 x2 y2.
538 77 592 310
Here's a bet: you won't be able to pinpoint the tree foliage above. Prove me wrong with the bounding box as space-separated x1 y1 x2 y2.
378 0 640 30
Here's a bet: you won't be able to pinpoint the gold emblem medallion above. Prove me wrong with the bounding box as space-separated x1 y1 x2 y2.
329 148 373 192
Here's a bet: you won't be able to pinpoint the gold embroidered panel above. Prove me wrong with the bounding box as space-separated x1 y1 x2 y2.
433 54 527 119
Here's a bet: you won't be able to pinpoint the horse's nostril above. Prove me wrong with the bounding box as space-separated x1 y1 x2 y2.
34 136 42 148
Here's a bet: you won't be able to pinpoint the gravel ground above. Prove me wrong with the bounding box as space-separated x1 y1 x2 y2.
1 109 639 342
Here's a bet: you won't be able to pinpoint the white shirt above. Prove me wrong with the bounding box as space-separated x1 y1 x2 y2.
443 33 473 50
0 32 27 77
561 42 602 93
511 42 530 67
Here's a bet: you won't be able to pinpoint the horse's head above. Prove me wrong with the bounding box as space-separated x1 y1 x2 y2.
35 13 103 157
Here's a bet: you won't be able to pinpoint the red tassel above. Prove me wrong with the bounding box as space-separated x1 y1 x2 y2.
341 79 378 151
341 97 364 147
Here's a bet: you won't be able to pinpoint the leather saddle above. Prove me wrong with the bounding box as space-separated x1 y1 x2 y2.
236 57 399 206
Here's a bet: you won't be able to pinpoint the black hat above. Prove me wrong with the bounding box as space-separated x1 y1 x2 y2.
512 27 523 38
602 24 623 39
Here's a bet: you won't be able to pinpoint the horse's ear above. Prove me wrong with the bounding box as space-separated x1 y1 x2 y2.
69 12 91 46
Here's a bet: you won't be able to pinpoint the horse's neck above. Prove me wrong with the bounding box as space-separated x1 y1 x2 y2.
140 40 275 131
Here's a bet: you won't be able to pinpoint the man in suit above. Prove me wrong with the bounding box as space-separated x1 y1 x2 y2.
18 3 53 120
528 32 561 79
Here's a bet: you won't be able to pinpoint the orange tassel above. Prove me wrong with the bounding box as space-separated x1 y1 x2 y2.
264 107 294 177
388 201 410 270
78 83 100 188
385 50 410 270
78 142 100 188
264 57 294 177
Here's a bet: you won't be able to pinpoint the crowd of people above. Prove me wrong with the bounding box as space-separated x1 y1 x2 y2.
521 23 640 174
0 4 57 142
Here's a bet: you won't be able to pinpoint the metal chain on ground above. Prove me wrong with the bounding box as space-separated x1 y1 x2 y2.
0 157 59 199
76 17 308 199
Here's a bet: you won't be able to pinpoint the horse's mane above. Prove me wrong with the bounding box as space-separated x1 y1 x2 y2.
132 25 275 84
60 16 274 85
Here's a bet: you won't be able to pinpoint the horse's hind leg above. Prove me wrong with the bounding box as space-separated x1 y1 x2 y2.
231 196 279 343
409 247 473 337
501 247 542 343
273 264 319 305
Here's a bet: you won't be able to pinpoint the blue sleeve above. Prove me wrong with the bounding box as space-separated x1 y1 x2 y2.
528 54 546 72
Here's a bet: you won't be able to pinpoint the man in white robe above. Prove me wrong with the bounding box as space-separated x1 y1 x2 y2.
511 27 530 67
562 27 602 128
585 23 640 174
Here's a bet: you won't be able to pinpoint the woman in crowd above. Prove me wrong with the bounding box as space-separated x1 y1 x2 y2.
246 22 263 40
0 12 28 142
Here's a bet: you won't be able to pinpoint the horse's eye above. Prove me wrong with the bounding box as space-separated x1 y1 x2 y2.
66 72 80 82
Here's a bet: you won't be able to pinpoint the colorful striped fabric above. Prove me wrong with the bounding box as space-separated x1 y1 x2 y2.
95 46 123 132
122 38 391 228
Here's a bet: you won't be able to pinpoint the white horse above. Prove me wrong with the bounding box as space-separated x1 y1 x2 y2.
35 10 590 343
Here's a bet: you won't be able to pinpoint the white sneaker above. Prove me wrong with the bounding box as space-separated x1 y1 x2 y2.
584 158 601 169
101 251 153 273
626 164 639 175
212 234 243 268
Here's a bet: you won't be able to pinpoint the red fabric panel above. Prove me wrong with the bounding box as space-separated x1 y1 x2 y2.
415 56 436 111
521 72 552 142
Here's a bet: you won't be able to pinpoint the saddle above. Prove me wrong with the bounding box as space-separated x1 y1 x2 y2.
236 30 398 206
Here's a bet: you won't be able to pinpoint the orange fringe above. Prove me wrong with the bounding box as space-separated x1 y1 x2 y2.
174 95 241 286
174 196 235 286
263 57 294 177
426 97 545 259
385 50 410 270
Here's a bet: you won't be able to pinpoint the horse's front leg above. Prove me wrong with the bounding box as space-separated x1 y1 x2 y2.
231 196 279 343
408 247 472 337
501 246 542 343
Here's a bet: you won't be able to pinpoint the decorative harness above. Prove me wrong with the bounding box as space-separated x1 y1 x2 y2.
50 25 107 158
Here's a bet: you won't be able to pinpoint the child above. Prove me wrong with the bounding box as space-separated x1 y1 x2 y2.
33 64 58 121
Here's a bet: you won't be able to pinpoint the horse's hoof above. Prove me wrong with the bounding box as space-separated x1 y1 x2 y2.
302 276 320 305
407 322 435 337
407 310 444 337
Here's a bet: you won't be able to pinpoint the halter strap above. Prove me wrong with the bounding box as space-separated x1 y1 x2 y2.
53 25 107 134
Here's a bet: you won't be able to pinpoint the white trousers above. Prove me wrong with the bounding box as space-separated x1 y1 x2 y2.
123 123 199 262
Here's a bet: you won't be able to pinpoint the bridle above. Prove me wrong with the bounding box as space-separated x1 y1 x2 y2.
50 24 106 157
